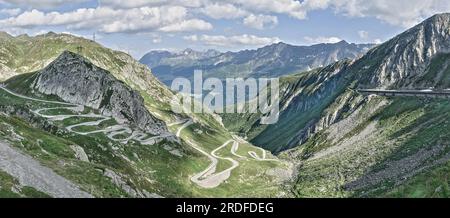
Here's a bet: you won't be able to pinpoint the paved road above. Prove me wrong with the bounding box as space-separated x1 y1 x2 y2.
2 86 281 190
0 86 172 145
358 89 450 98
172 120 279 188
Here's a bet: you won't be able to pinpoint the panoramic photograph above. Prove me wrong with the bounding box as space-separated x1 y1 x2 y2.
0 0 450 212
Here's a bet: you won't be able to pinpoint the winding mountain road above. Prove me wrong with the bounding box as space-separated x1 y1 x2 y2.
1 85 278 189
0 86 173 145
171 119 279 188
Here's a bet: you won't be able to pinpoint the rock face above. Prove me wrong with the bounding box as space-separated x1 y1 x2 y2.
360 13 450 89
0 141 92 198
32 51 168 135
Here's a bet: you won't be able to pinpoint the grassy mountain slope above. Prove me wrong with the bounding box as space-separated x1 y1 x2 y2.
0 36 292 197
287 96 450 197
280 13 450 197
222 60 353 153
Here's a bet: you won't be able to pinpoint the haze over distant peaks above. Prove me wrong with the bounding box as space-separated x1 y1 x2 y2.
140 40 376 85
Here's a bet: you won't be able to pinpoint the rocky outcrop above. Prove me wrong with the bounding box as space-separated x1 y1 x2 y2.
359 13 450 89
0 141 92 198
31 51 168 135
70 145 90 162
103 169 161 198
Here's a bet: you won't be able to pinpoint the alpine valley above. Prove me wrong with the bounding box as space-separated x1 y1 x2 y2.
0 13 450 198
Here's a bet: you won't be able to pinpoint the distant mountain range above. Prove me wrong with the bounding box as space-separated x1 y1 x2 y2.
140 41 375 85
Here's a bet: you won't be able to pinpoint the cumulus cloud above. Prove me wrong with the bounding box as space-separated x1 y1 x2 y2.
99 0 308 19
2 0 449 29
0 6 213 33
243 14 278 30
201 3 248 19
226 0 308 19
0 0 89 9
204 0 449 27
99 0 204 9
0 8 21 16
184 34 280 47
306 0 450 27
159 19 212 32
304 36 343 44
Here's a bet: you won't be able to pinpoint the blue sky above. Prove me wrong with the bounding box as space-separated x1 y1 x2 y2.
0 0 449 59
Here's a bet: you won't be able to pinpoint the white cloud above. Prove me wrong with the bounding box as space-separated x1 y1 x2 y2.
212 0 449 28
358 30 369 39
183 34 198 41
201 3 248 19
0 0 89 9
184 34 280 47
374 38 383 44
99 0 204 9
99 0 161 9
304 36 342 44
243 14 278 30
159 19 212 32
303 0 450 27
0 6 213 33
0 8 21 16
1 0 449 29
226 0 308 19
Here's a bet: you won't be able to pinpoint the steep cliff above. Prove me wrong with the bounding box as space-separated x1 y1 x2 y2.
31 51 168 135
358 13 450 89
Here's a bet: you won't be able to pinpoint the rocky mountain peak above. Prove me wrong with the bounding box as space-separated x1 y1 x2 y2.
426 12 450 26
336 40 349 45
32 51 169 135
50 50 90 67
359 13 450 89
